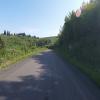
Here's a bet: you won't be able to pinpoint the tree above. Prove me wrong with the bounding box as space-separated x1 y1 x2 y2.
0 37 4 49
56 0 100 66
4 30 6 35
7 31 10 36
33 35 36 38
36 38 51 47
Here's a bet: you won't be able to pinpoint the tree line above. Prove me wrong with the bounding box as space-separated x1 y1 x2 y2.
56 0 100 67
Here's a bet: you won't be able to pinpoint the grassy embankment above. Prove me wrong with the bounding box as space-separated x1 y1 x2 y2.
55 48 100 87
0 35 47 70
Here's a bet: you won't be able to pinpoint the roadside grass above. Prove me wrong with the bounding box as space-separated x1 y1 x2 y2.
55 48 100 87
0 47 47 70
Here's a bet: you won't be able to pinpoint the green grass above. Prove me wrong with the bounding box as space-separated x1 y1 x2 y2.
55 48 100 87
0 47 47 70
0 35 48 70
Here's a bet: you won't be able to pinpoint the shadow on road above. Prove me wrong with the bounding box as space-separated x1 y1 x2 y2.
0 75 52 100
0 51 100 100
0 51 55 100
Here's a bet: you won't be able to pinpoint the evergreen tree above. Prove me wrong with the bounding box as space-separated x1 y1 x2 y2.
4 30 6 35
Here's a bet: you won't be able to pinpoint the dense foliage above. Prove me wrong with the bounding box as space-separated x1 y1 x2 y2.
56 0 100 86
57 0 100 67
0 34 51 66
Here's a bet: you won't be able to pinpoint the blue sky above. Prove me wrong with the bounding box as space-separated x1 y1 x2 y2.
0 0 89 37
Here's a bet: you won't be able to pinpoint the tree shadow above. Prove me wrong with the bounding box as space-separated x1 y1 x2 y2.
0 75 54 100
0 51 56 100
0 50 100 100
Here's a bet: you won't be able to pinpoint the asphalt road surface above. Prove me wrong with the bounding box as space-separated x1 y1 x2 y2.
0 50 100 100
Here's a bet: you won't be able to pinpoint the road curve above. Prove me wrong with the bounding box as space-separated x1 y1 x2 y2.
0 50 100 100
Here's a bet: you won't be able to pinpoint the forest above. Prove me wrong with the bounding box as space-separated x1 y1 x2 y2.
56 0 100 86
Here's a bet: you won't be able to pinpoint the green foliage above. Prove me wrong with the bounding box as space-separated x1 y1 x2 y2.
36 38 51 47
57 0 100 65
0 34 50 67
0 37 4 49
56 0 100 86
0 37 5 57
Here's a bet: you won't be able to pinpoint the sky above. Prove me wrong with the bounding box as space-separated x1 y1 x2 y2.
0 0 90 37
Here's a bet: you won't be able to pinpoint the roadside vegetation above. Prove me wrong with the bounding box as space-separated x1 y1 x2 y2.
55 0 100 86
43 36 58 45
0 32 51 69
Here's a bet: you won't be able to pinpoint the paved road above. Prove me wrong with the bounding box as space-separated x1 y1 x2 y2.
0 50 100 100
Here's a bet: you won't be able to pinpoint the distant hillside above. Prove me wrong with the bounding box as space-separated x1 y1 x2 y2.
42 36 58 44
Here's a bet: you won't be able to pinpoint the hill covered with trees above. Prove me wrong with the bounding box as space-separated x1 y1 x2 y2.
56 0 100 86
